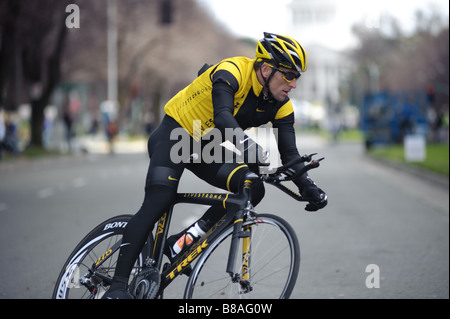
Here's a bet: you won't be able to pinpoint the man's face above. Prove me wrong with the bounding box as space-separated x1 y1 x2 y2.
264 64 300 101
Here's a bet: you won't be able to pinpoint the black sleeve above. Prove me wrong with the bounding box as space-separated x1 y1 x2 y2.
273 114 309 187
211 71 246 141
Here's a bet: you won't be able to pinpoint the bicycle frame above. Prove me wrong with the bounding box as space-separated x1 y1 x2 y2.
153 173 259 296
84 153 322 298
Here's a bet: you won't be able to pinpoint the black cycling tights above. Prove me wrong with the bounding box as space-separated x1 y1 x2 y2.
114 185 176 279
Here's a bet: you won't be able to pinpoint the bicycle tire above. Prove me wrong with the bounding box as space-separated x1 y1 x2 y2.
184 214 300 299
52 215 152 299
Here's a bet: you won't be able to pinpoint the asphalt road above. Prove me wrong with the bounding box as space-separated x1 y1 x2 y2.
0 136 448 299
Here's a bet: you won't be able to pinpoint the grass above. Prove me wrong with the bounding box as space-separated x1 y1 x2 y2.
312 128 449 177
368 143 449 176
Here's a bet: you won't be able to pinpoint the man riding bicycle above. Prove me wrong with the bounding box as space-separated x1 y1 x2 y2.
104 32 328 299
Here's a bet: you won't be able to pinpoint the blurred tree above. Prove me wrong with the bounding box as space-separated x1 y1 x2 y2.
0 0 21 110
0 0 71 147
349 6 449 110
159 0 173 25
61 0 253 127
1 0 253 147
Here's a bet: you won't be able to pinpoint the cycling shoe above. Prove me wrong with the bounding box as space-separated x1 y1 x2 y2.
102 288 133 299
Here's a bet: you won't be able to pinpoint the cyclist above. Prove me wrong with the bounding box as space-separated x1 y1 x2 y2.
103 32 327 299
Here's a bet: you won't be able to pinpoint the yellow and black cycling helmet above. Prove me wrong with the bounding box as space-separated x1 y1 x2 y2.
256 32 307 73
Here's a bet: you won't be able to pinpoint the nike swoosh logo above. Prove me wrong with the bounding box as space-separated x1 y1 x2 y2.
256 108 265 112
168 176 178 181
239 137 250 144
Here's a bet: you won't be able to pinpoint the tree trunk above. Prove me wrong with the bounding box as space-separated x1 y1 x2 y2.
29 99 45 147
28 20 67 148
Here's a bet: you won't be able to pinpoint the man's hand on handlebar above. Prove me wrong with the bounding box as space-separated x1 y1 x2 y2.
259 153 328 212
298 176 328 212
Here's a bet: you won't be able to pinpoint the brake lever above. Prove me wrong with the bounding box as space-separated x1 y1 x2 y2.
309 157 324 168
301 153 318 163
281 156 324 181
261 154 324 182
276 153 317 172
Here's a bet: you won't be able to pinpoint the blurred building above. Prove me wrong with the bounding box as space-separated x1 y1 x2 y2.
288 0 357 128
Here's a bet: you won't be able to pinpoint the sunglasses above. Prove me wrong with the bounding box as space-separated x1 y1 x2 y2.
268 64 301 82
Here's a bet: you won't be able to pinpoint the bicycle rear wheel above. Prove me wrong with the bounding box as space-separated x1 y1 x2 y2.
52 215 152 299
184 214 300 299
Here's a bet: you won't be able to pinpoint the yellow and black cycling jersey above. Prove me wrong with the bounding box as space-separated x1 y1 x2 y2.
164 56 295 141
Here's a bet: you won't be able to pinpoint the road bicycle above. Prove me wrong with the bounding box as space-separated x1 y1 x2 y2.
52 153 323 299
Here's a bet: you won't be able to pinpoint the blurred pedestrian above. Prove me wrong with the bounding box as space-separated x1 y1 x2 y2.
3 114 19 156
62 107 74 152
106 120 118 154
100 100 119 155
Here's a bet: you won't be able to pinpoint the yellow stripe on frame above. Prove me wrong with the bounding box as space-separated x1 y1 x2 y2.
222 193 229 209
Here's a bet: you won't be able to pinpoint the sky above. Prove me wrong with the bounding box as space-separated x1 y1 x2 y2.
197 0 449 50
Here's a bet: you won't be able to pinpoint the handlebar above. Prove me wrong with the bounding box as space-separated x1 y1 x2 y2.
259 153 324 201
260 153 324 182
187 150 323 202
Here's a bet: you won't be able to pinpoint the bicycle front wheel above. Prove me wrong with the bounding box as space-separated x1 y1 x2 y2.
184 214 300 299
52 215 152 299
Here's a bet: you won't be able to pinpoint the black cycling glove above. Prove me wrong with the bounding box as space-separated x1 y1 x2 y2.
297 175 328 212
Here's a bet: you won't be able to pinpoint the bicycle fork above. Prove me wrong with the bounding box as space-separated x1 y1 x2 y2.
226 203 254 294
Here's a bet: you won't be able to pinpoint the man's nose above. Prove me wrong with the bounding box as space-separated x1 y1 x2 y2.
289 79 297 89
